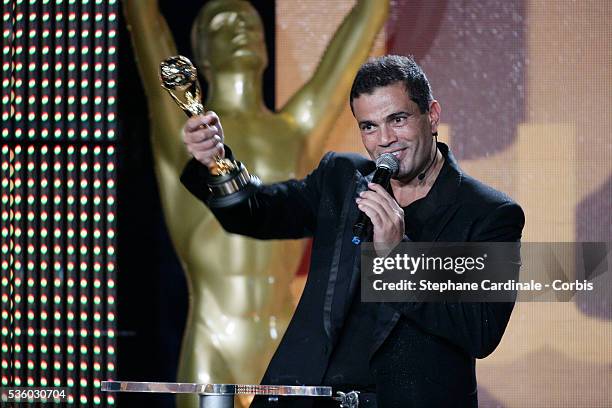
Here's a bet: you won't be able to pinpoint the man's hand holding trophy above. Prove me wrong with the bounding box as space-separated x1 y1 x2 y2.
159 55 259 207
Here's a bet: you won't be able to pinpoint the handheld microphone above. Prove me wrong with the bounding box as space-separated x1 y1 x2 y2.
352 153 400 245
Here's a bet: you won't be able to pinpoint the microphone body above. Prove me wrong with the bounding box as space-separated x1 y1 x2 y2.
352 153 399 245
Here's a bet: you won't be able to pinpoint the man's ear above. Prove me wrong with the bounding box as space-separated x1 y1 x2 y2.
428 100 441 133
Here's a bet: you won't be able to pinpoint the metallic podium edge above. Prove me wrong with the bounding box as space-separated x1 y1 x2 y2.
101 381 333 408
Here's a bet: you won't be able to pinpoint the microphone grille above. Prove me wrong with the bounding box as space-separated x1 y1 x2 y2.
376 153 400 176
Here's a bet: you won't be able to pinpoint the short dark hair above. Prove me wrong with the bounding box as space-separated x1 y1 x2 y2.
349 55 433 114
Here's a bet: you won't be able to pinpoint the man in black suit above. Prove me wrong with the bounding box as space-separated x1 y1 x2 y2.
181 55 524 407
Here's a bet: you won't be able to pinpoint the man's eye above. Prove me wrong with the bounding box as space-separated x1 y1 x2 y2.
392 116 407 125
361 124 375 132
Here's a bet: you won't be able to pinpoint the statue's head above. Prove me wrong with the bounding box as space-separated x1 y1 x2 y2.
191 0 268 75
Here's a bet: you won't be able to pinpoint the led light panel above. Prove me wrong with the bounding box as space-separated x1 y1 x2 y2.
1 0 117 405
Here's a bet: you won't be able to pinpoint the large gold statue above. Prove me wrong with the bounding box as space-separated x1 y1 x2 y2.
122 1 388 406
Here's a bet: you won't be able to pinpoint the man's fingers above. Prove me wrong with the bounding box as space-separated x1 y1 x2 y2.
357 200 383 226
183 111 221 132
357 196 401 227
185 128 220 144
187 135 222 152
184 115 208 132
360 189 402 221
366 183 400 209
193 144 224 162
182 111 224 167
183 122 223 144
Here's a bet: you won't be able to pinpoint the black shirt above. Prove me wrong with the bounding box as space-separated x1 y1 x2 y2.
404 198 426 241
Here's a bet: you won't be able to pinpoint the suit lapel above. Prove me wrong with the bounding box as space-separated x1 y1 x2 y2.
323 171 369 345
369 304 401 358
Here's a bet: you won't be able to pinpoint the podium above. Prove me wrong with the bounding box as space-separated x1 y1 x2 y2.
101 381 338 408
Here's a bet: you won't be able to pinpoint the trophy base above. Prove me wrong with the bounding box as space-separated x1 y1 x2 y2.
207 161 260 208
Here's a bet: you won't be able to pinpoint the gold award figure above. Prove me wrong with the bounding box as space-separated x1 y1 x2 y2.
159 55 259 205
122 1 388 406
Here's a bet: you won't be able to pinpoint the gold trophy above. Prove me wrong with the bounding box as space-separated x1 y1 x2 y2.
159 55 259 207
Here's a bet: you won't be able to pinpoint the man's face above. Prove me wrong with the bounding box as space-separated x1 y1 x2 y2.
352 82 440 182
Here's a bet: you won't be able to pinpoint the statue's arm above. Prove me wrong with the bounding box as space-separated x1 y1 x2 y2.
280 0 389 138
123 0 205 248
122 0 190 171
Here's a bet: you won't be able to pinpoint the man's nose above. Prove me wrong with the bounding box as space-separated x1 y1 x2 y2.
379 125 398 147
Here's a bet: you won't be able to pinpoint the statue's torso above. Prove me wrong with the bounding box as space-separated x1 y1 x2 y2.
221 110 304 182
184 110 307 333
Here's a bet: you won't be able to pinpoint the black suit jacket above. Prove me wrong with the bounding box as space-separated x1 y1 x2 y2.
181 143 525 408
